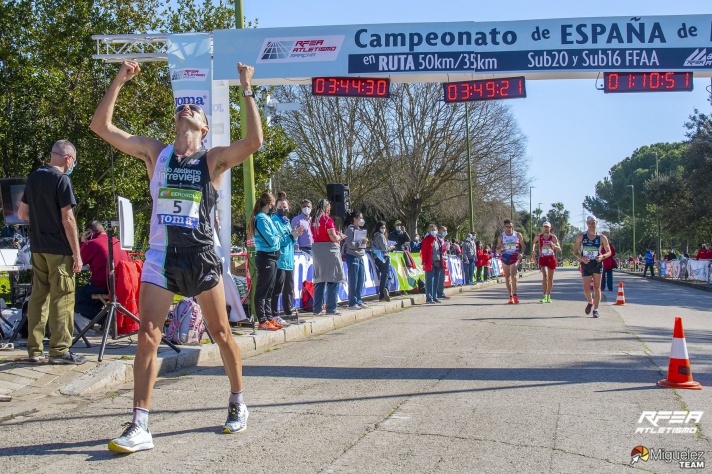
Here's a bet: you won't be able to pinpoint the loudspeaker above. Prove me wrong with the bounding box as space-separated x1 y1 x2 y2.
326 183 351 219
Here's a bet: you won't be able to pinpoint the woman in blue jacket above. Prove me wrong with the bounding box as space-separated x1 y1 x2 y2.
247 192 284 331
270 192 303 326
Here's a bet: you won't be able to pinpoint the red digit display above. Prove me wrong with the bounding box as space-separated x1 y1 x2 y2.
311 77 390 98
603 72 693 93
442 77 527 103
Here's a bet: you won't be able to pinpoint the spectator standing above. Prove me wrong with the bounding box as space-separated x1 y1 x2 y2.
420 224 442 304
344 211 368 310
388 219 411 251
461 234 476 284
75 221 131 324
270 192 303 327
643 248 655 277
476 241 490 282
410 234 422 253
291 199 314 254
17 140 85 365
695 244 712 260
371 220 395 301
483 245 493 281
247 192 283 331
311 199 346 315
601 241 617 291
436 226 450 300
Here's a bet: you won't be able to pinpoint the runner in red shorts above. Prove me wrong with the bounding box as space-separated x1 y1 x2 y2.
532 221 561 303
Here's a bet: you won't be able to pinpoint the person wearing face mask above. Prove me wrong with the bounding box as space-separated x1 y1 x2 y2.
345 211 368 309
461 234 476 285
420 224 443 303
475 241 490 282
371 220 395 301
291 199 314 255
248 192 284 331
270 192 304 326
410 234 422 253
388 219 411 252
17 140 86 366
436 226 451 300
75 220 131 325
311 199 346 315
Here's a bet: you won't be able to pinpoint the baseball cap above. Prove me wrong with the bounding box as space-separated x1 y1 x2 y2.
394 219 402 225
586 215 597 222
542 221 551 228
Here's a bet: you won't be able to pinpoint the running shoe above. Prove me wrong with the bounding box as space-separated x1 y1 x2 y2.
425 300 436 304
49 351 86 365
545 295 552 303
433 299 442 303
382 289 391 302
585 302 593 315
223 402 249 434
347 305 362 310
24 353 48 364
539 296 547 303
508 296 514 304
272 316 290 327
108 422 154 453
358 303 368 308
513 295 519 304
592 309 599 318
258 321 279 331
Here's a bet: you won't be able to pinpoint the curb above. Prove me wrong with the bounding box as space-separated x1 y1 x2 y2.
62 275 528 396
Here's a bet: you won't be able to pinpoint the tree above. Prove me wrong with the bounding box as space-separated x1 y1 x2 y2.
272 82 528 237
0 0 293 247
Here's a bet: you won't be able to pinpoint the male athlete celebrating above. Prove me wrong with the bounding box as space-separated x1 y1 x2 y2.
496 219 525 304
532 221 561 303
573 215 612 318
91 60 262 452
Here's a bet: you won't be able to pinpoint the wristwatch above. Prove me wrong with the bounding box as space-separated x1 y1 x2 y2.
242 89 254 98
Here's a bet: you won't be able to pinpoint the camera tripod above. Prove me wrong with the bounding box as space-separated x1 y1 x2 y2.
72 224 180 361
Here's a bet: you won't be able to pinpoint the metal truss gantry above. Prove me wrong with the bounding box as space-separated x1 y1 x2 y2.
93 34 170 62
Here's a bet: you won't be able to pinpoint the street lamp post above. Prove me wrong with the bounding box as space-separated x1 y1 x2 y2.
509 155 514 221
655 151 661 260
465 103 474 232
628 184 635 259
529 186 535 254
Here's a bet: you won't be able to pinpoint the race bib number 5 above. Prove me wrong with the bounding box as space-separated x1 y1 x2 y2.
157 187 201 228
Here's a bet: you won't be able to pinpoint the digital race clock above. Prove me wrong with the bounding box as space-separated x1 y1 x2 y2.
603 72 693 93
443 77 526 103
311 77 390 98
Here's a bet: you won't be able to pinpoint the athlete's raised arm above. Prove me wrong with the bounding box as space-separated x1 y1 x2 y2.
208 62 263 181
90 60 165 166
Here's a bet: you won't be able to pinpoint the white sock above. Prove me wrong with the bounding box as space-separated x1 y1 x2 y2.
132 407 149 430
229 390 244 404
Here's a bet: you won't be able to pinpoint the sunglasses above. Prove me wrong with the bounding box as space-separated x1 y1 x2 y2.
175 104 205 117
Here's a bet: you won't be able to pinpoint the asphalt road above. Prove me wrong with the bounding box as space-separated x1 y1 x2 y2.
1 268 710 473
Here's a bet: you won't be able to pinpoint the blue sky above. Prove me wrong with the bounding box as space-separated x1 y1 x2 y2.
243 0 711 229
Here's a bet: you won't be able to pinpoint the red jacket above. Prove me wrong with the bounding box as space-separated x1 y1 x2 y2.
602 244 617 270
476 248 490 267
80 232 132 289
420 234 445 271
695 249 712 260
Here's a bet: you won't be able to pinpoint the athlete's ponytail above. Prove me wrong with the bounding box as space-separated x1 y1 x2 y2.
247 192 274 237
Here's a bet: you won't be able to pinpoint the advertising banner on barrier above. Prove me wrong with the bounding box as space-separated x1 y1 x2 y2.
687 259 710 282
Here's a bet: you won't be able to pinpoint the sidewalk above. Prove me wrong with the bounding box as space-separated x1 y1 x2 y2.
0 275 521 411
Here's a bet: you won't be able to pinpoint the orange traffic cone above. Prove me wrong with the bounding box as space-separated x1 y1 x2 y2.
615 282 626 305
658 317 702 390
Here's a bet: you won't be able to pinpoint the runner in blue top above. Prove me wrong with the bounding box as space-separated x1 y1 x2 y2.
92 60 262 452
573 215 612 319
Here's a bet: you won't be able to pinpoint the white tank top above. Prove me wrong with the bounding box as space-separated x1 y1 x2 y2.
501 232 519 258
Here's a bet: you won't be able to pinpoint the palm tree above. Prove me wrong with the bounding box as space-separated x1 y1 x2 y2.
546 202 571 240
